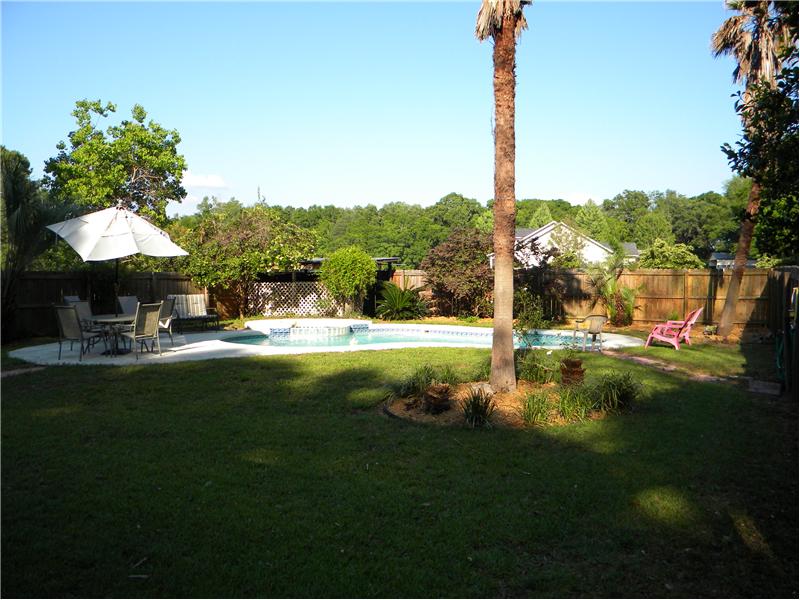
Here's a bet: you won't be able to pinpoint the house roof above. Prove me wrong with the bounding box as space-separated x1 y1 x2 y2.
492 221 639 259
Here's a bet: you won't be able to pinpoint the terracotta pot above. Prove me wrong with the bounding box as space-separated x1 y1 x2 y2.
560 359 585 386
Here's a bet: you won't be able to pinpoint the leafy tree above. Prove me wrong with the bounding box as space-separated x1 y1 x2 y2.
632 210 674 248
527 204 552 229
472 209 494 233
44 100 186 224
476 0 529 392
602 190 650 239
318 246 377 314
175 205 316 318
420 228 493 317
549 225 586 269
713 0 795 335
1 148 75 338
638 239 706 269
427 192 484 230
574 200 612 244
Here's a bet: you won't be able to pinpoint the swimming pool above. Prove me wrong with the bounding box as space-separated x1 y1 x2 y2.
226 328 571 348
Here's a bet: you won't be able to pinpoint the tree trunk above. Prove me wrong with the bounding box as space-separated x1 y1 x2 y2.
490 20 518 392
717 181 761 337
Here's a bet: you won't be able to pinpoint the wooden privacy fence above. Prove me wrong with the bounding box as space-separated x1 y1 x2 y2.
10 271 204 339
396 267 784 328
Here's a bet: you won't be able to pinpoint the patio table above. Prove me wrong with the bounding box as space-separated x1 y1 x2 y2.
91 314 135 356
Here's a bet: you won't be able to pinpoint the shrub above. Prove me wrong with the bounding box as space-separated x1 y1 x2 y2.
376 282 427 320
638 239 705 269
318 246 376 312
519 389 551 426
514 291 551 346
394 364 460 398
516 349 559 384
557 385 593 422
590 371 642 412
461 389 496 428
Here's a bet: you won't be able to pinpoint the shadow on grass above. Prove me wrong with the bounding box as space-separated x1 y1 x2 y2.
1 350 797 597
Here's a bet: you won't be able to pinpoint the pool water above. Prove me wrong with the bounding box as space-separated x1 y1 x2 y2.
224 330 573 348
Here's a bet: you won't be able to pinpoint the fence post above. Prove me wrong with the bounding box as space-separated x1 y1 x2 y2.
683 270 687 319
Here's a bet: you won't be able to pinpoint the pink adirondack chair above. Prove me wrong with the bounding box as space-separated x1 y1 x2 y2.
645 307 704 350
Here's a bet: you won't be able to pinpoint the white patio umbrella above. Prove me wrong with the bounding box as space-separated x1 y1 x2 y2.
46 205 187 261
47 205 188 313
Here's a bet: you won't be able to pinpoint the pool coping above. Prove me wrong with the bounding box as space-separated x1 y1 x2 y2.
7 323 643 367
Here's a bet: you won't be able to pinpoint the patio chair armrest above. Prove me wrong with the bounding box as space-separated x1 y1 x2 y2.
666 320 686 326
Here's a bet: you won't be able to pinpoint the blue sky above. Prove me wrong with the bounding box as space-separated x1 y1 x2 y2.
3 1 743 217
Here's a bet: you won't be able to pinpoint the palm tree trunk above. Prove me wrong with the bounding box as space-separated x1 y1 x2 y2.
490 19 518 392
717 181 761 337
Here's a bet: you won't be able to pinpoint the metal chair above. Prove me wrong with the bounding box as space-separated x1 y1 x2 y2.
158 297 175 346
119 302 163 359
54 305 105 361
117 295 139 315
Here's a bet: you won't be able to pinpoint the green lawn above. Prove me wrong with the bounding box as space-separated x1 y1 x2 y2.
2 347 796 597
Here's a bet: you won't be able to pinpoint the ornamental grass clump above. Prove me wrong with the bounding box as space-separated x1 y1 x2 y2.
557 385 593 422
461 389 496 428
519 389 551 426
590 371 642 412
391 364 462 400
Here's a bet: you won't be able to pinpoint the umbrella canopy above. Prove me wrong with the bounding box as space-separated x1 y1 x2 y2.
46 206 188 261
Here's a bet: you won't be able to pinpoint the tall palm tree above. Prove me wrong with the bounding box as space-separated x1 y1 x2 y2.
712 0 791 337
476 0 529 392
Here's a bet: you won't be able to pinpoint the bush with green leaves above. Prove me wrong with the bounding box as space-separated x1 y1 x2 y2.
376 282 427 320
318 245 376 313
638 238 706 269
519 389 551 426
589 371 642 412
516 349 559 383
513 291 551 345
461 389 496 428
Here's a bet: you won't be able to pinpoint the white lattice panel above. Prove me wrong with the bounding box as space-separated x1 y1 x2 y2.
248 282 339 316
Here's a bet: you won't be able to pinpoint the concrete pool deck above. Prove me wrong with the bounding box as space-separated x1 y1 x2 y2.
8 323 643 367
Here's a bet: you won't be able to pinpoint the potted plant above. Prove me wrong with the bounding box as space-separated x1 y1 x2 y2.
559 342 585 385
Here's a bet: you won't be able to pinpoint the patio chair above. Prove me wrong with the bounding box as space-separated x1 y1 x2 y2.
645 307 704 351
168 294 219 332
54 304 105 361
117 295 139 315
119 302 163 359
572 314 608 351
158 297 175 346
63 295 81 303
70 300 107 342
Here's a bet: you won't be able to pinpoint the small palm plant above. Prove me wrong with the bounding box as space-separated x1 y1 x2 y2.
376 281 427 320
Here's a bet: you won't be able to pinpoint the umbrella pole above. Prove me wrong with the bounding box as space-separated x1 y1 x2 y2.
114 258 119 317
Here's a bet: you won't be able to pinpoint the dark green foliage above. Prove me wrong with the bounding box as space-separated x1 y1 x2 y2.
420 228 493 317
516 349 559 384
460 389 496 428
376 282 427 320
519 389 551 426
514 292 551 342
1 148 75 339
589 371 643 412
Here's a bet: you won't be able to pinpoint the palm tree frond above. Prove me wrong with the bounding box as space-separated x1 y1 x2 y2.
475 0 529 41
